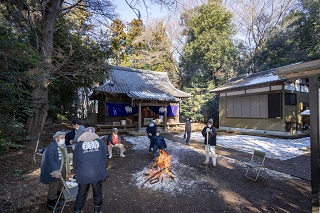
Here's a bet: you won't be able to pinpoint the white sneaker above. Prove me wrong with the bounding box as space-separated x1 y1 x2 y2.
203 161 209 165
120 153 125 157
108 155 112 159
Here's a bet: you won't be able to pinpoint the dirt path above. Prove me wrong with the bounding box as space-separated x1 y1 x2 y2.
0 126 311 212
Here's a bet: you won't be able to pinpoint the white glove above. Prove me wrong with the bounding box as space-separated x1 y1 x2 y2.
206 128 211 133
50 170 61 178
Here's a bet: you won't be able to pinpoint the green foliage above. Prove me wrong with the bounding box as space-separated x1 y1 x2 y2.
298 0 320 59
109 19 178 82
121 19 145 68
0 13 38 143
180 83 218 123
179 1 237 122
108 19 127 66
180 1 237 87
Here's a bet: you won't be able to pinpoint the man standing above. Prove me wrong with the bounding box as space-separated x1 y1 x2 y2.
185 118 192 145
73 127 108 213
146 119 157 152
107 128 126 158
70 120 86 150
40 131 71 211
201 119 217 167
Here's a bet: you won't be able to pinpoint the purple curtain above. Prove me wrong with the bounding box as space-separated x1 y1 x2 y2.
106 103 139 116
148 105 179 116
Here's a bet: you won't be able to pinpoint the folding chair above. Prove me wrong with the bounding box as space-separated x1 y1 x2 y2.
245 149 266 181
112 146 120 156
54 177 78 212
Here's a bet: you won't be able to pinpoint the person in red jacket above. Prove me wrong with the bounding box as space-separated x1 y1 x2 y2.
106 128 126 158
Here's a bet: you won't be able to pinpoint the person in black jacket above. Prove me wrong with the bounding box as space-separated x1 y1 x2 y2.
152 130 167 160
146 119 157 152
202 119 217 167
185 118 192 145
73 127 108 213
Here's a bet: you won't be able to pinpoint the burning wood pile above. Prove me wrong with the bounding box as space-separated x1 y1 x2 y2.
143 150 176 184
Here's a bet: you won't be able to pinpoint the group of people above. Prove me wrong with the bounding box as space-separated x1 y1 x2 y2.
146 117 217 167
40 120 126 213
40 118 217 212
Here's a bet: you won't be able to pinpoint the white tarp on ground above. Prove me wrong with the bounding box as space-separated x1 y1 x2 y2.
124 134 309 192
300 109 310 116
124 133 310 161
188 132 310 161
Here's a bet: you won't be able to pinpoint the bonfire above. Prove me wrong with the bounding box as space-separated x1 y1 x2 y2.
143 150 176 184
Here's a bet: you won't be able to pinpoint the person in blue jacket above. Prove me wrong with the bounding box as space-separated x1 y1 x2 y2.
152 129 167 160
70 120 86 150
146 119 157 152
40 131 70 211
73 127 108 213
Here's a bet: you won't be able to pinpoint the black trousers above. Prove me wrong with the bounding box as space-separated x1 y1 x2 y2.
186 131 191 143
74 180 104 211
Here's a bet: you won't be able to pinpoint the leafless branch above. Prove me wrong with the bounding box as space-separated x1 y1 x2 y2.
124 0 141 20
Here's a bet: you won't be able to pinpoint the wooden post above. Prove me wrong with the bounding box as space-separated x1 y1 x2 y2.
164 102 168 132
310 75 320 211
104 94 107 124
138 101 142 132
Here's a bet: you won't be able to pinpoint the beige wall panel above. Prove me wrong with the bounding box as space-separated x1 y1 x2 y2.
227 90 245 96
241 96 251 117
250 95 260 118
219 96 285 132
220 117 285 131
271 85 282 91
260 95 268 118
246 87 270 94
219 97 227 119
226 97 234 117
234 97 242 117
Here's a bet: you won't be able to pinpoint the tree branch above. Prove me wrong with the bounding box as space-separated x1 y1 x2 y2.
124 0 141 20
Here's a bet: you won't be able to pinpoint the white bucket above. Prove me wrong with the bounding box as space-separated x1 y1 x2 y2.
120 120 126 125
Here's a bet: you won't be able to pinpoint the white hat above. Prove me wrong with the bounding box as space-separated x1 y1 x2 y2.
53 131 66 139
85 127 96 132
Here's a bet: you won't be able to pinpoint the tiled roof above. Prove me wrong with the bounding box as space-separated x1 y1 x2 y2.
212 69 286 93
94 66 191 101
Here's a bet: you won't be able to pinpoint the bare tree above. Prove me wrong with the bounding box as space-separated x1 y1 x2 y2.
225 0 300 71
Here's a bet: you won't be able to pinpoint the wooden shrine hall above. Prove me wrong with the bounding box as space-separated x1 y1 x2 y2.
90 66 191 134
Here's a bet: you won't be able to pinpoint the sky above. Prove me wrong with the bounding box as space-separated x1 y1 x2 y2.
113 1 169 23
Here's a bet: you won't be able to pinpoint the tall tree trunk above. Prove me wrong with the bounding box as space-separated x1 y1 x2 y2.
26 86 49 139
26 0 63 141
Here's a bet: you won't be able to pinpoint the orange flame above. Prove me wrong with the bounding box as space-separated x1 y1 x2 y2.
154 150 172 174
145 150 175 183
